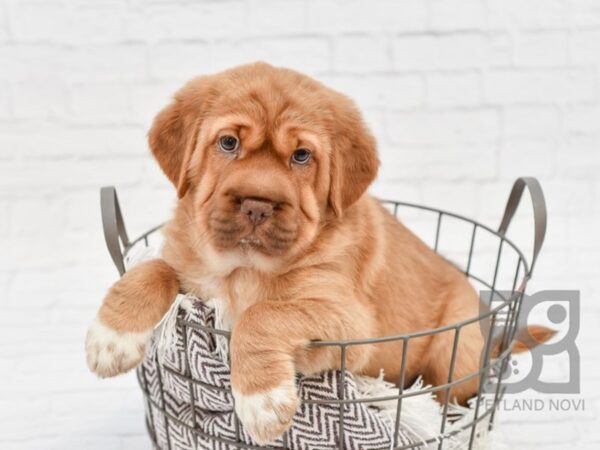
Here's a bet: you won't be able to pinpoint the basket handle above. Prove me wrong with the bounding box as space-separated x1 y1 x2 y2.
100 186 130 276
498 177 547 276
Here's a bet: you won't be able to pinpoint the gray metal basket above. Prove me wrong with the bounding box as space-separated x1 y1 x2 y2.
100 177 547 450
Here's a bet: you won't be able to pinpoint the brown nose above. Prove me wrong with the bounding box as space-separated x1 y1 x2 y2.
240 198 274 226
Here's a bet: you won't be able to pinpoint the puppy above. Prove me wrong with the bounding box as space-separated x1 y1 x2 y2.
86 62 552 444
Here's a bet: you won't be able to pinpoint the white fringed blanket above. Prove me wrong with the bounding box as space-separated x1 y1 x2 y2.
138 294 504 450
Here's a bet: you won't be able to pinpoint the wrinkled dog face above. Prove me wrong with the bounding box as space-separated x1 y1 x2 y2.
149 63 379 270
200 119 322 257
195 95 334 259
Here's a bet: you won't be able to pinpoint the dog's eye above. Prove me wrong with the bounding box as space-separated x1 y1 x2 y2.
218 135 239 153
291 148 311 165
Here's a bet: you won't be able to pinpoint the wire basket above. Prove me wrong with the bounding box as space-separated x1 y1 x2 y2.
99 177 547 450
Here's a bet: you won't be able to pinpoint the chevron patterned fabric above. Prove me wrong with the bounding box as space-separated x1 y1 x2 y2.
137 299 415 450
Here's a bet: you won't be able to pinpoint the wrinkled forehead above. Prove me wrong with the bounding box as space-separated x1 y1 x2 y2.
200 91 330 153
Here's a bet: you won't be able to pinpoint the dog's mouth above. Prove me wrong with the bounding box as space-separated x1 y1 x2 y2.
235 229 290 255
238 235 263 247
207 215 299 256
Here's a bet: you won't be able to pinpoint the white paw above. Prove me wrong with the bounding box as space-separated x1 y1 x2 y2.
233 380 299 445
85 318 152 378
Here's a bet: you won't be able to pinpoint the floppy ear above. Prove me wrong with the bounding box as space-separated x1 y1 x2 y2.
148 78 211 198
328 97 379 217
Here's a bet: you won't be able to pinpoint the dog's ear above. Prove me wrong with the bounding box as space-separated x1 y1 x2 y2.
148 77 213 198
328 96 379 217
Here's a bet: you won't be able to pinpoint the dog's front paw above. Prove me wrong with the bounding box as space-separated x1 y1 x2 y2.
85 318 152 378
233 379 299 445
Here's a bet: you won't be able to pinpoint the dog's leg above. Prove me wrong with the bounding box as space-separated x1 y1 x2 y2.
86 259 179 378
423 280 485 404
424 321 484 404
229 297 372 445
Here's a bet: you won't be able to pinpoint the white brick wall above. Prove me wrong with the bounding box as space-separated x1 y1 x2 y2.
0 0 598 448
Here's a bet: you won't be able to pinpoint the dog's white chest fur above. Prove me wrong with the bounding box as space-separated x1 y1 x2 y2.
187 267 269 327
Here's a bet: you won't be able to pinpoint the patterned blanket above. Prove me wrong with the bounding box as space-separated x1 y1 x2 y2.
138 297 415 450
